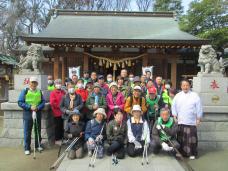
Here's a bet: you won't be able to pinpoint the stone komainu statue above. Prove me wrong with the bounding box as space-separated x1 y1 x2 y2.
19 44 45 73
198 45 224 74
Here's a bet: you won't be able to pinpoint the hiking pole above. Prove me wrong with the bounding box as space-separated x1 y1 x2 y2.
57 138 69 157
159 125 194 171
89 124 105 168
34 115 42 153
50 136 80 170
142 122 149 166
33 119 36 159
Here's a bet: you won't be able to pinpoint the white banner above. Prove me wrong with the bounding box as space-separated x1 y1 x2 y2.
69 66 80 79
142 66 154 78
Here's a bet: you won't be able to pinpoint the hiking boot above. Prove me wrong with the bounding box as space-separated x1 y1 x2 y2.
25 150 30 155
37 146 43 152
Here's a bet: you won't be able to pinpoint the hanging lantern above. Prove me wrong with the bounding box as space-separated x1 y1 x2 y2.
99 59 102 66
106 61 109 68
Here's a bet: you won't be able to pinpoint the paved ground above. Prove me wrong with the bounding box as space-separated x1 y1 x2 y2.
0 116 228 171
57 153 185 171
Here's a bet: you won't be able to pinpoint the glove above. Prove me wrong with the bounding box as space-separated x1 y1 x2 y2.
114 105 119 109
133 140 142 149
156 124 161 130
95 135 103 142
68 134 73 139
88 137 95 144
32 111 36 120
161 142 173 151
65 110 71 115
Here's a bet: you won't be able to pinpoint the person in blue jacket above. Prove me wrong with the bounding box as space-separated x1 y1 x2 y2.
18 76 45 155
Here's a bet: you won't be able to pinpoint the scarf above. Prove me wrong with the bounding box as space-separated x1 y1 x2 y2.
69 94 76 110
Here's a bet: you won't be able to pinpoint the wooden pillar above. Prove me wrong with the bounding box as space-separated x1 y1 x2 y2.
142 52 148 67
163 58 168 79
83 50 89 72
171 57 177 88
61 56 66 84
53 53 59 80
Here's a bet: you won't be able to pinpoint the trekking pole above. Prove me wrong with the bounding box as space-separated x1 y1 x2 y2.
33 119 36 159
50 136 80 170
141 122 149 166
159 125 194 171
34 115 42 153
88 124 105 168
57 138 69 157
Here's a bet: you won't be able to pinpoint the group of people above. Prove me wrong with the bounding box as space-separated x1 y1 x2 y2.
18 68 203 161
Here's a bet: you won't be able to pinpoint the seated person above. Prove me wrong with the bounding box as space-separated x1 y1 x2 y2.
106 109 127 159
64 109 85 159
85 108 106 158
127 105 150 157
151 108 180 155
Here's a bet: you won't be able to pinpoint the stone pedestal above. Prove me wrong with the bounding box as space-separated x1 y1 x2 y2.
0 73 55 147
193 73 228 150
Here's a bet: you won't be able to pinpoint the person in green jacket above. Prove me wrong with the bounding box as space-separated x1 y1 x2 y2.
85 83 107 121
146 87 164 128
162 80 172 108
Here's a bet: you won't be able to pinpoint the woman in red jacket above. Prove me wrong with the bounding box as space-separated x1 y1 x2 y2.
50 79 66 143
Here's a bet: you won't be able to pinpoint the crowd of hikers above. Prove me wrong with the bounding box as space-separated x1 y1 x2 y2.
18 68 203 163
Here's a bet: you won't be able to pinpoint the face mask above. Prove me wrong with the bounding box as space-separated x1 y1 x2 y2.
107 78 112 82
77 83 83 89
165 84 170 89
48 80 54 85
129 78 134 82
55 84 62 89
68 88 75 94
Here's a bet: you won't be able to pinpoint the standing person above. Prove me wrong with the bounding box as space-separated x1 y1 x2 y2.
82 71 90 86
172 79 203 160
76 79 88 103
64 110 85 159
97 75 109 97
47 75 55 91
151 108 179 155
106 82 125 121
85 79 94 95
106 74 113 85
155 76 164 100
120 69 129 85
106 110 127 159
18 76 45 155
117 76 131 99
85 108 106 158
162 80 173 109
127 105 150 157
72 74 78 85
60 82 83 129
50 79 66 143
124 86 147 116
90 71 97 83
86 83 107 121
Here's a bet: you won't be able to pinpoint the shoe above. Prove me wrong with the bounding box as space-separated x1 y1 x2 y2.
175 153 182 158
189 156 195 160
88 151 93 157
25 150 30 155
55 140 62 146
37 146 43 152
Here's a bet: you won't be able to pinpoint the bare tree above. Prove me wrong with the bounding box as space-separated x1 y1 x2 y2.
136 0 153 11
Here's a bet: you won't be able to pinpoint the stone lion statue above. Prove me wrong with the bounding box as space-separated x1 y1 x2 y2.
198 45 224 74
19 44 45 73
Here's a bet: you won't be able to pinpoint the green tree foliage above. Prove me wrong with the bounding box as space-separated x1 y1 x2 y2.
153 0 183 15
179 0 228 50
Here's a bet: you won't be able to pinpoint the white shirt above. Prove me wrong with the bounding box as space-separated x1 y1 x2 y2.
171 90 203 126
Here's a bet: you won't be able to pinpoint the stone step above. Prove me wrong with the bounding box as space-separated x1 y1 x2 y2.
57 153 185 171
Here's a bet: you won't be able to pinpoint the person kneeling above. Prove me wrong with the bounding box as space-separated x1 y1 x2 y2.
64 109 85 159
127 105 150 157
151 108 180 155
106 109 127 159
85 108 106 158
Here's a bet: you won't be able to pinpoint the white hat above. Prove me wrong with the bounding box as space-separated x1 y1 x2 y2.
134 86 141 91
93 108 107 119
131 105 142 114
30 76 38 83
109 82 118 89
